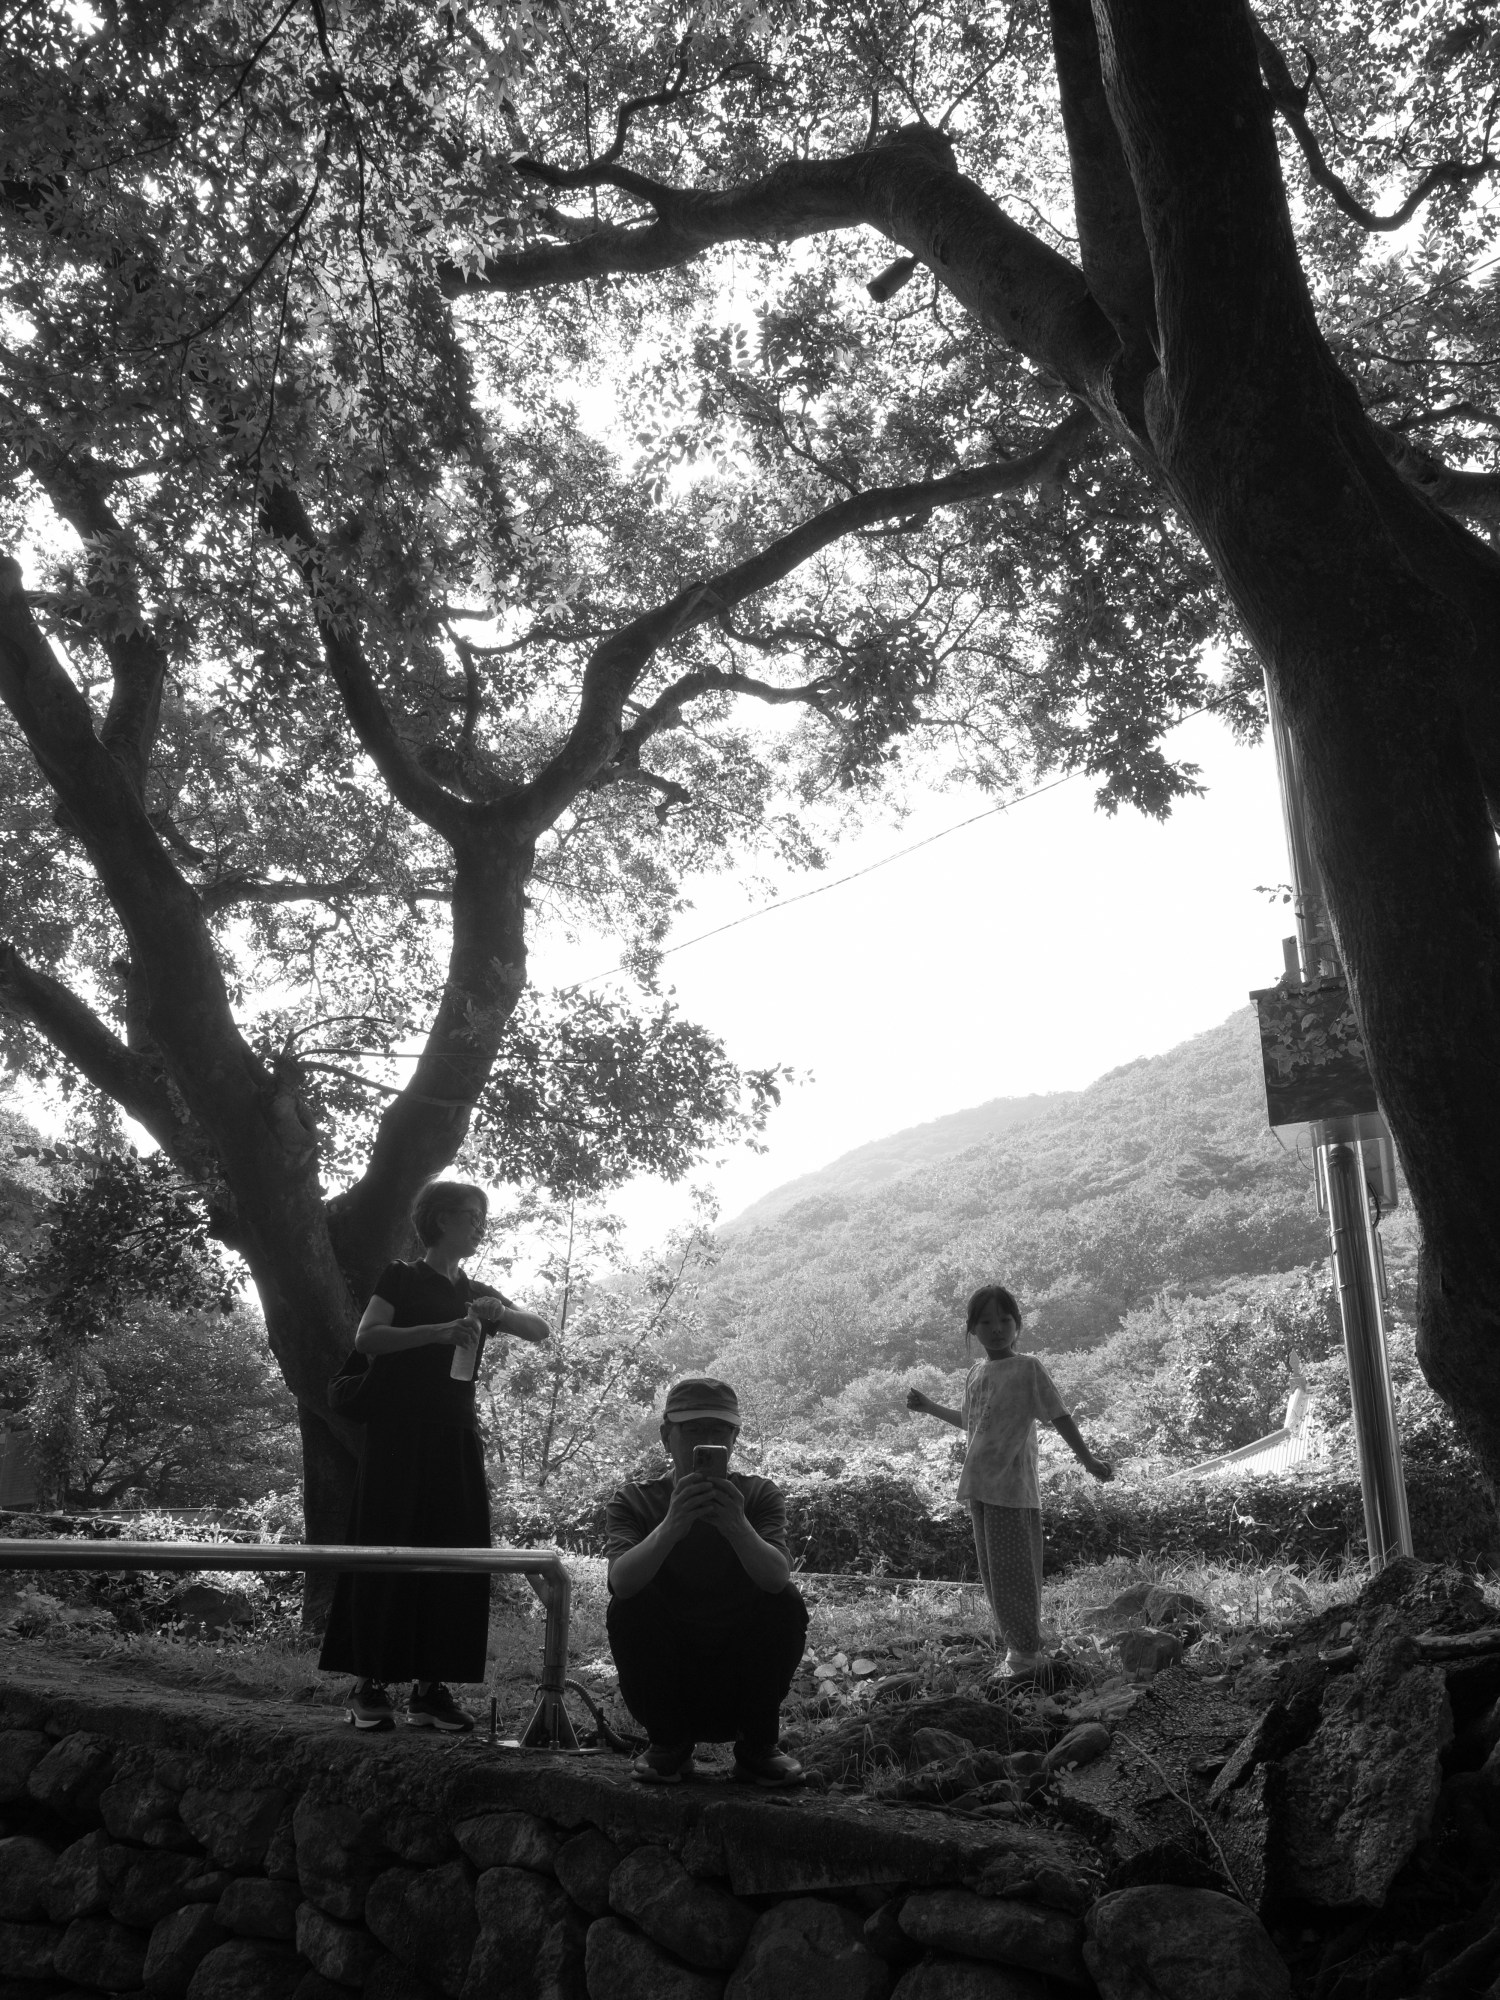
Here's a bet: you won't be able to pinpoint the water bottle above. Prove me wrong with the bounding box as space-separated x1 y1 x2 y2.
449 1316 479 1382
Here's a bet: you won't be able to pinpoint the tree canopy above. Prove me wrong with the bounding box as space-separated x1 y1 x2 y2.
3 0 1500 1518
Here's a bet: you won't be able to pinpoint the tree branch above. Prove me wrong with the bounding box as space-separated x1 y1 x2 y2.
1047 0 1158 391
0 942 195 1158
618 665 832 762
1374 426 1500 528
440 129 1119 402
197 871 421 914
0 414 169 800
511 409 1095 833
1253 22 1497 232
258 482 474 844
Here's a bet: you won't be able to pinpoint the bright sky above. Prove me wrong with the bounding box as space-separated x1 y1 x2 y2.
2 711 1293 1261
529 706 1293 1244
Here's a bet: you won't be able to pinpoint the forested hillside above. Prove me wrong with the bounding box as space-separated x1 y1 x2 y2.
687 1009 1326 1403
646 1007 1458 1499
724 1094 1071 1233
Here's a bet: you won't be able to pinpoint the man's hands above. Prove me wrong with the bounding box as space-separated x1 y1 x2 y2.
662 1469 750 1545
906 1388 931 1413
1083 1454 1115 1483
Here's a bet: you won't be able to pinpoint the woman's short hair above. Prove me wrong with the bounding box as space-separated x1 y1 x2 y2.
966 1283 1021 1331
411 1179 487 1247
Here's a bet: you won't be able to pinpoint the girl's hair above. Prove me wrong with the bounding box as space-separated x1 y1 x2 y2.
411 1179 487 1248
966 1283 1021 1331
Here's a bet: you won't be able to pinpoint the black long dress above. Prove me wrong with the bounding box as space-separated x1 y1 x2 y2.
318 1260 492 1683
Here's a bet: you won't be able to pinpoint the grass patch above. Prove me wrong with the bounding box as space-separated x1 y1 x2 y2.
5 1554 1492 1763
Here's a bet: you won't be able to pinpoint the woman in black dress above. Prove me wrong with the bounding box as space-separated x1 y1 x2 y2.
319 1179 549 1732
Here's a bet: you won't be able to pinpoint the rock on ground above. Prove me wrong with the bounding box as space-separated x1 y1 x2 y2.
186 1938 304 2000
898 1892 1089 1990
292 1795 386 1921
178 1787 287 1872
608 1846 753 1971
0 1836 54 1921
53 1915 150 1991
725 1898 891 2000
213 1877 300 1941
1279 1662 1452 1907
144 1903 226 1998
0 1731 51 1804
26 1732 114 1822
109 1849 227 1928
295 1901 381 1986
554 1829 622 1916
364 1860 478 1998
0 1919 63 1980
42 1833 131 1924
456 1812 558 1873
584 1916 725 2000
1083 1886 1291 2000
891 1963 1050 2000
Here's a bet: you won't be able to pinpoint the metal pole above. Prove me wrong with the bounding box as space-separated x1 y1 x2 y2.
0 1540 584 1747
1322 1147 1413 1565
1263 672 1413 1569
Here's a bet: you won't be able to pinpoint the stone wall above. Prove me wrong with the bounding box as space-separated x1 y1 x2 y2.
0 1672 1287 2000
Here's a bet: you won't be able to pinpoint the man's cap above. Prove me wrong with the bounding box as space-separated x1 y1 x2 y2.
662 1378 741 1427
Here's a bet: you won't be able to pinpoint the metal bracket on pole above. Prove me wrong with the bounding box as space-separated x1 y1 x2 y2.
518 1558 583 1749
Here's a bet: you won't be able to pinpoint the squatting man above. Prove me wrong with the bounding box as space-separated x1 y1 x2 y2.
604 1378 809 1786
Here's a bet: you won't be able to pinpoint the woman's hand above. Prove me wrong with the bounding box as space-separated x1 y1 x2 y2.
906 1388 930 1414
449 1310 482 1351
1084 1454 1114 1483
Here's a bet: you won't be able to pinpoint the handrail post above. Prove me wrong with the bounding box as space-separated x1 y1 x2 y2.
519 1554 580 1749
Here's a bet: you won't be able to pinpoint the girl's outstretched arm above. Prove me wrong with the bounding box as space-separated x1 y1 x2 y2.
907 1388 965 1428
1053 1413 1113 1481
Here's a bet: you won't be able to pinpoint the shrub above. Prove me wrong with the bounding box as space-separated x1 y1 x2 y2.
503 1460 1498 1576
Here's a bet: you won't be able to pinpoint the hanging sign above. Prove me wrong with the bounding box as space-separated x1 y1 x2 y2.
1250 979 1379 1128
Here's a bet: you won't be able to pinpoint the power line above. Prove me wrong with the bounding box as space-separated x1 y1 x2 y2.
560 693 1240 994
560 771 1079 995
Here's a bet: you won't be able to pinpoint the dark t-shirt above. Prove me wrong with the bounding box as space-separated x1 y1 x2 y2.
605 1473 792 1636
366 1260 487 1430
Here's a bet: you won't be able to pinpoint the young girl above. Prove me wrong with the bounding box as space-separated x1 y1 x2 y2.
908 1283 1112 1675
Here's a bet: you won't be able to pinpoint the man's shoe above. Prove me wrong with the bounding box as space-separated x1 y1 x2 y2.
731 1747 806 1789
632 1741 697 1784
344 1682 395 1731
405 1684 475 1733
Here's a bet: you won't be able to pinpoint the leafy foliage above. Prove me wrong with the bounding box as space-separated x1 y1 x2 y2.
24 1302 299 1510
678 1009 1331 1423
0 1104 298 1508
3 0 1498 1507
481 1201 711 1501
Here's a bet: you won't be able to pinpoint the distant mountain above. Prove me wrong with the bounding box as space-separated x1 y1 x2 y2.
689 1009 1334 1410
723 1093 1074 1233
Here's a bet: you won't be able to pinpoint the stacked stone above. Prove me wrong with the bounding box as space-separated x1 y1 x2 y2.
0 1719 1288 2000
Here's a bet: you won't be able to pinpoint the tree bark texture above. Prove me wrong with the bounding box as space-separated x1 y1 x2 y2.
8 0 1500 1515
1093 0 1500 1481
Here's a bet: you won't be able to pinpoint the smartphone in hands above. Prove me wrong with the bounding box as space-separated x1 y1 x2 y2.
692 1444 730 1479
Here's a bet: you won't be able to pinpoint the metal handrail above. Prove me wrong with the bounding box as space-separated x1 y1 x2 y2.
0 1538 580 1748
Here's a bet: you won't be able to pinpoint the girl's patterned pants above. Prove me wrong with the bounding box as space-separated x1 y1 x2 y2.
968 1501 1044 1656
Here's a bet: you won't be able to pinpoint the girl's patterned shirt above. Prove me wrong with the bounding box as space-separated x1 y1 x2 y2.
957 1353 1067 1508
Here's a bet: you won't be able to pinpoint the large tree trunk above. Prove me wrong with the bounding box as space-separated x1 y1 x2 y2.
1095 0 1500 1490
